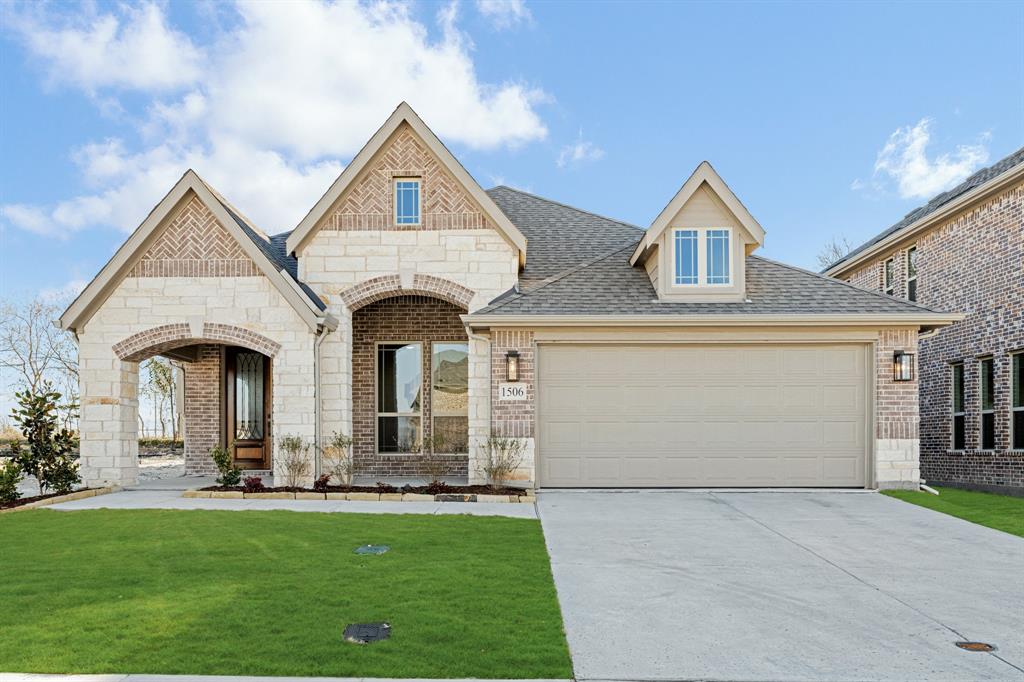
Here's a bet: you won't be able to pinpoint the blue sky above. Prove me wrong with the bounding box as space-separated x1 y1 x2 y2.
1 0 1022 307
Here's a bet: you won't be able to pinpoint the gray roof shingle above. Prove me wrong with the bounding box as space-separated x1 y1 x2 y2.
485 186 643 286
826 145 1024 272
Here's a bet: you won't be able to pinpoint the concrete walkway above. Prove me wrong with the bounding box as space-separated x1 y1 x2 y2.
539 489 1024 682
0 671 569 675
48 489 537 519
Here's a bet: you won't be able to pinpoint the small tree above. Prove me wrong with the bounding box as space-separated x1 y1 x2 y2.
816 235 854 271
211 444 241 487
278 435 312 489
9 384 80 496
477 433 526 490
0 459 22 503
321 431 355 488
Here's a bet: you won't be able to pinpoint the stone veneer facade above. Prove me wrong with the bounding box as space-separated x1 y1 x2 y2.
841 181 1024 494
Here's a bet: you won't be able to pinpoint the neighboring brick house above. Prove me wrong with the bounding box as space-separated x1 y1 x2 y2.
62 103 957 490
826 147 1024 495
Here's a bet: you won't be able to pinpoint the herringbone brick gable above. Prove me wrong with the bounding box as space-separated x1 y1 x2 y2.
129 195 260 277
325 122 492 231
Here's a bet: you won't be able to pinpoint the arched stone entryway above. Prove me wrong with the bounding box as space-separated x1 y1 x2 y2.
90 323 283 483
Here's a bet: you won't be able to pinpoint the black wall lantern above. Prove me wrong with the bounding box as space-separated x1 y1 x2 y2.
505 350 520 382
893 350 915 382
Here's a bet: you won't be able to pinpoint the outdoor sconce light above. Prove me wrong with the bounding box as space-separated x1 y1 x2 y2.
893 350 915 382
505 350 520 382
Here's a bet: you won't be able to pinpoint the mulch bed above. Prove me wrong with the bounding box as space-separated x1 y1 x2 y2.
1 489 93 510
200 483 528 496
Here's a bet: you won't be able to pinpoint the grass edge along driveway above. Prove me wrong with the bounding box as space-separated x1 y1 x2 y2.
0 508 573 679
882 486 1024 538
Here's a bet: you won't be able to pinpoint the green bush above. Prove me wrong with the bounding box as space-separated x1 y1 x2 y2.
211 444 241 487
0 459 22 503
9 384 80 496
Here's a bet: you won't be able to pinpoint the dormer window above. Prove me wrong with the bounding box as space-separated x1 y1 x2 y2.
394 178 421 225
672 227 732 286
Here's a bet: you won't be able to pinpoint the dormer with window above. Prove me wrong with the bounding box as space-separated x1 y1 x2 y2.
631 161 765 303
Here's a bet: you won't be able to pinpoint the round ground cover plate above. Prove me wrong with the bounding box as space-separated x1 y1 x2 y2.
955 641 995 652
343 622 391 644
354 544 390 555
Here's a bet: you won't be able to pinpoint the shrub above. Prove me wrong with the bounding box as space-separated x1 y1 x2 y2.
375 481 397 494
477 433 526 490
322 431 355 488
242 476 265 493
312 473 331 492
278 435 312 488
211 444 241 487
9 384 80 496
419 432 450 485
0 459 22 503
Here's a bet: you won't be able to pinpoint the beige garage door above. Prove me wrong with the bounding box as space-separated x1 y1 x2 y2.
537 344 870 487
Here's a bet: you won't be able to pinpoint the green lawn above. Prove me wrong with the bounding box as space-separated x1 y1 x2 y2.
0 509 572 678
883 486 1024 538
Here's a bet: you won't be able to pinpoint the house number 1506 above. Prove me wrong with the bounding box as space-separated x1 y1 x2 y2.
499 383 527 400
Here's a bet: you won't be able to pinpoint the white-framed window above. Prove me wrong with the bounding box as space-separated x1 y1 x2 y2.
377 342 422 453
980 356 995 451
431 342 469 454
394 178 421 225
906 246 918 302
1013 352 1023 450
671 227 732 287
951 362 965 450
884 257 895 296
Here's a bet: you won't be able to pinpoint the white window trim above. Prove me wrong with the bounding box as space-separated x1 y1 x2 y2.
1013 351 1023 450
980 356 995 451
393 177 421 226
883 257 895 296
376 341 423 455
906 246 918 301
670 227 733 288
951 362 965 451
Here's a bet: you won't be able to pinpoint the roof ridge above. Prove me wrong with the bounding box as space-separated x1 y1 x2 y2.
483 239 641 313
827 144 1024 271
750 254 946 314
488 185 644 231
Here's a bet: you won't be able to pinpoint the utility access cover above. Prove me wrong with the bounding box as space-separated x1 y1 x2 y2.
354 544 390 555
343 622 391 644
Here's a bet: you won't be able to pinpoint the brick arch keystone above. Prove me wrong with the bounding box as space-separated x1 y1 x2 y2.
113 322 282 362
340 274 475 311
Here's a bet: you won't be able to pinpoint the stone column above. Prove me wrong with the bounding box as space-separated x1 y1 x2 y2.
78 334 139 487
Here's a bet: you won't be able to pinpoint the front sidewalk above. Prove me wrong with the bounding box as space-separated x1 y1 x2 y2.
47 489 537 519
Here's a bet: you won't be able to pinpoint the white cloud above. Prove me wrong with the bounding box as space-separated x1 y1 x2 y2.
3 1 549 237
870 118 989 200
12 2 204 92
475 0 533 30
557 131 605 169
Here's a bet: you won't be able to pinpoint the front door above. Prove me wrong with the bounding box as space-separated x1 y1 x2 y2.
225 347 272 469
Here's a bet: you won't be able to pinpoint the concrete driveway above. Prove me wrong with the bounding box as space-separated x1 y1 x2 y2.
538 490 1024 682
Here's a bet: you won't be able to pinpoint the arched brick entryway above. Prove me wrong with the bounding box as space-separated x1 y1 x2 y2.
340 274 475 311
113 322 281 362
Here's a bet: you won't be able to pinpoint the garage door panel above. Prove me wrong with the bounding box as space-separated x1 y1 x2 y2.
538 344 868 487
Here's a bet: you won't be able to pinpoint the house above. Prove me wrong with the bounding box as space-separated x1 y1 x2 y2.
825 147 1024 495
60 103 958 490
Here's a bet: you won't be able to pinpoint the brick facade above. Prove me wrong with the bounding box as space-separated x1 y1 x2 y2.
183 345 222 476
350 295 470 478
841 181 1024 494
875 328 921 488
128 196 260 277
323 122 494 232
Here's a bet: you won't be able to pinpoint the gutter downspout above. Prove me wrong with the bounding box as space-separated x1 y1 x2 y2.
313 321 331 479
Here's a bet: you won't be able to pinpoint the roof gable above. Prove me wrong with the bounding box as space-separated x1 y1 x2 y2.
286 102 527 264
60 171 329 333
631 161 765 266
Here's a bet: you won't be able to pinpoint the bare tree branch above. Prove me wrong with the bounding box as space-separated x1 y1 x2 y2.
816 235 855 271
